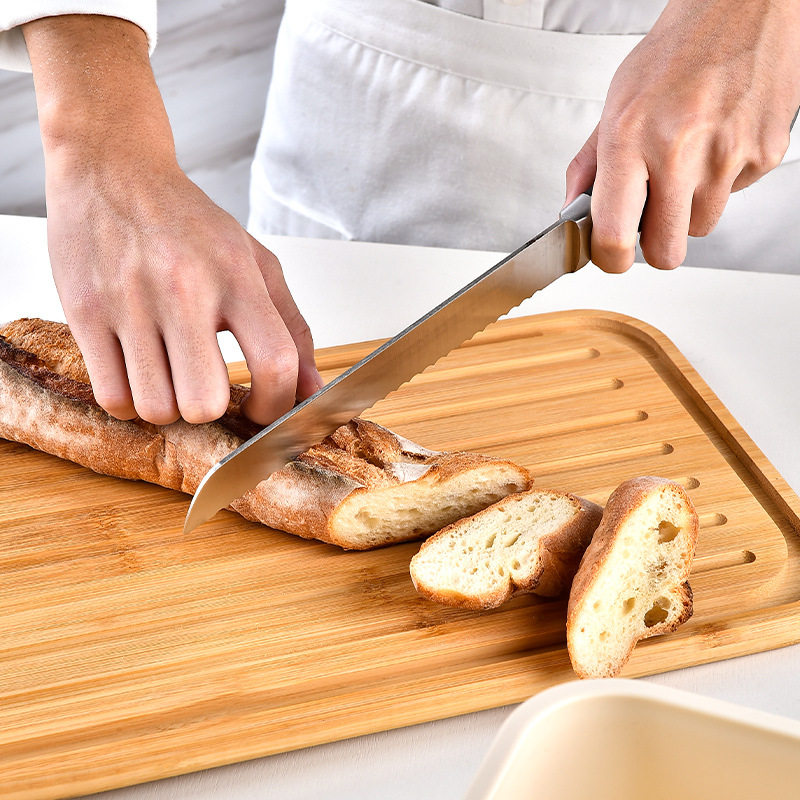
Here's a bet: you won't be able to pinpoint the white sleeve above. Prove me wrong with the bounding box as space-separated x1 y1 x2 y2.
0 1 157 72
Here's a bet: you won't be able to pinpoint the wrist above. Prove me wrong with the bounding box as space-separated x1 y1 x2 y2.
25 15 178 176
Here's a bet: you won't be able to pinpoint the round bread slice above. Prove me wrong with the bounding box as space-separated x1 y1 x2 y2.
409 489 603 609
566 476 699 679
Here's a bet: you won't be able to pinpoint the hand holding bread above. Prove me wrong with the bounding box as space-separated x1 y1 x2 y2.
0 318 530 549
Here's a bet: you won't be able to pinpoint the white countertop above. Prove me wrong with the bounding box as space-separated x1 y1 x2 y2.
2 215 800 799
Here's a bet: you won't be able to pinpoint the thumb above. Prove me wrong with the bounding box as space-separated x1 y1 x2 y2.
564 125 599 208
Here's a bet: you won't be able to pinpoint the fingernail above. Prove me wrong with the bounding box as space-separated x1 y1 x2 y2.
313 368 325 391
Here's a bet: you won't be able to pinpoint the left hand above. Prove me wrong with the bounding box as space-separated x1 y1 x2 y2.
564 0 800 273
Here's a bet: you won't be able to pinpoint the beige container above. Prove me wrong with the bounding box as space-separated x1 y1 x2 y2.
465 679 800 800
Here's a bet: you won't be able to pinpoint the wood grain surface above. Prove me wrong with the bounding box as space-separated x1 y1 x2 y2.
2 310 799 799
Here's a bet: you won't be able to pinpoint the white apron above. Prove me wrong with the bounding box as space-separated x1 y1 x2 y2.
249 0 800 272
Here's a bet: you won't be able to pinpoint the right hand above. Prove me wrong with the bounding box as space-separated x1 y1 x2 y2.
25 13 322 427
47 159 323 427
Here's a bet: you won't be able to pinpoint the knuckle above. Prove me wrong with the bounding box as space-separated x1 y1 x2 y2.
251 343 299 385
688 218 715 238
95 391 136 420
69 287 103 322
134 397 180 426
213 236 252 272
689 198 726 238
565 159 581 181
592 226 636 257
158 260 197 305
710 131 746 175
178 382 230 425
593 255 632 274
178 399 224 425
256 247 281 274
756 133 789 173
642 241 685 271
602 104 644 141
269 345 300 380
566 149 592 179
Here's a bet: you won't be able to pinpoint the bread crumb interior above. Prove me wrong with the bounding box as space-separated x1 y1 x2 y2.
334 465 527 547
411 491 577 601
570 487 693 672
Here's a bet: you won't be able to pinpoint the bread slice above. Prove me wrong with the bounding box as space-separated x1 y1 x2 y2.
566 476 699 678
410 489 603 609
0 318 531 549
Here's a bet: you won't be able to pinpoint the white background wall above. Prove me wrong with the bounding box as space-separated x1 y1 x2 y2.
0 0 284 223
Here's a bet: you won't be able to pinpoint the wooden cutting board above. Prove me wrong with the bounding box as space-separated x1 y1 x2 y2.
2 310 800 799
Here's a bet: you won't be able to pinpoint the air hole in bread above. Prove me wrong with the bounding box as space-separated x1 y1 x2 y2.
511 559 521 570
599 631 608 641
485 533 497 549
498 566 505 577
504 532 522 548
644 596 671 627
658 520 680 543
592 600 601 611
622 597 636 615
355 510 379 530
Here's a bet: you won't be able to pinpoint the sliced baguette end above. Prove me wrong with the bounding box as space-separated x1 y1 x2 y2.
567 477 699 679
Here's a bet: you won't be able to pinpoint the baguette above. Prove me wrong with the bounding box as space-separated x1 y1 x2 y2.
0 318 531 549
410 489 603 609
566 477 699 678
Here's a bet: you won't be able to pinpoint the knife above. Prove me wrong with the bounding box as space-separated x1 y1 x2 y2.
183 192 593 534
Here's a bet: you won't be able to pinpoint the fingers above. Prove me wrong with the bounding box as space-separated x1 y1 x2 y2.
225 291 300 427
249 237 324 401
639 175 694 269
564 125 599 207
70 325 137 420
589 138 649 273
688 177 734 238
117 329 181 425
161 325 230 424
589 134 740 270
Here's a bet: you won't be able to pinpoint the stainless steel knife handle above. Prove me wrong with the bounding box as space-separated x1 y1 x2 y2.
559 191 592 270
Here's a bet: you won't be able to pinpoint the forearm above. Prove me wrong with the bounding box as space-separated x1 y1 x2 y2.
24 14 176 175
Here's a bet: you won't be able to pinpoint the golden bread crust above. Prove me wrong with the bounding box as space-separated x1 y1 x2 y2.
0 318 531 550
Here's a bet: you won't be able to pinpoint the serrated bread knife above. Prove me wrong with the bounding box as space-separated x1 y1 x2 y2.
184 193 593 534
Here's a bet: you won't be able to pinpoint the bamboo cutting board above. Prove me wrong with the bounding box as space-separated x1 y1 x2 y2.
2 310 800 799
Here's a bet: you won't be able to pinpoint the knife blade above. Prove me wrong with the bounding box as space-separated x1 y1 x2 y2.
183 193 593 534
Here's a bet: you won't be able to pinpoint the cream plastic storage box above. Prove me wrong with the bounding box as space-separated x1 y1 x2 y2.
465 678 800 799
